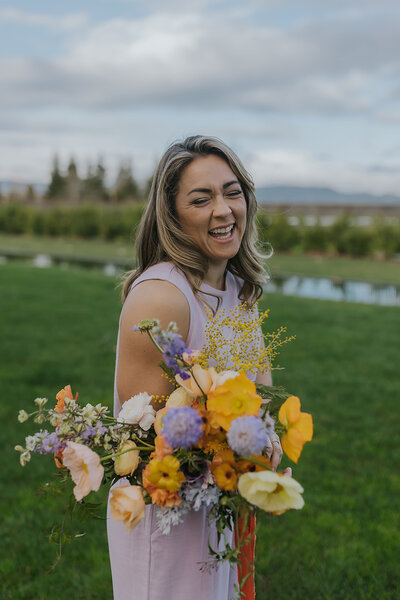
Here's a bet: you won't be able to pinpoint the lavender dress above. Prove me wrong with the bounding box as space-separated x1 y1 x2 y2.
107 262 256 600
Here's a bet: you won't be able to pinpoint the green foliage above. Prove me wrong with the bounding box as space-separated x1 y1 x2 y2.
46 156 67 200
257 212 301 252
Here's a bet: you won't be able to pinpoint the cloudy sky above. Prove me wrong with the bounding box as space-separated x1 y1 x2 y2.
1 0 400 194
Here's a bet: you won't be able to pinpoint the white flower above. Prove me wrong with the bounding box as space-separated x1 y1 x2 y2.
117 393 156 431
210 370 239 390
82 404 97 422
34 397 48 408
18 410 29 423
25 435 37 451
19 450 31 466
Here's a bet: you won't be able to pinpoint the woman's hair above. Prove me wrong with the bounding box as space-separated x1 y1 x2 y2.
122 135 268 304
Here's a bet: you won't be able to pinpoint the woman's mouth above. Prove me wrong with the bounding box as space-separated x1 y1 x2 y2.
208 224 235 240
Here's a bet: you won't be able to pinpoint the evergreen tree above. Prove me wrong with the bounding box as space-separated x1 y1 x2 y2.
25 184 36 203
46 155 66 200
82 159 109 201
66 158 81 203
113 162 140 202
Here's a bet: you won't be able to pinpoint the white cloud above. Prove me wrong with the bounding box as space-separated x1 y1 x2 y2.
249 148 400 195
0 8 399 114
0 7 88 31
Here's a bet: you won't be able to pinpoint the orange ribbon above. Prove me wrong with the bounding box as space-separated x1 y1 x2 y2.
234 511 256 600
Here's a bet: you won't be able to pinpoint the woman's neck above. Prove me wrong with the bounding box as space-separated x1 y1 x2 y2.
203 261 228 290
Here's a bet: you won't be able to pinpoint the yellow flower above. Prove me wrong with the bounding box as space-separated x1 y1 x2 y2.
279 396 313 463
109 485 145 532
238 470 304 514
213 463 238 491
211 448 238 491
144 455 185 493
206 373 262 431
114 441 140 476
236 454 271 474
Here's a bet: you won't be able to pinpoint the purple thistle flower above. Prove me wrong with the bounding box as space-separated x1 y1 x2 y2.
40 432 65 455
227 415 268 456
162 407 203 449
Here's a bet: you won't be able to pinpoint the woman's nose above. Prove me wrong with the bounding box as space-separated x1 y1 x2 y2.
213 194 232 218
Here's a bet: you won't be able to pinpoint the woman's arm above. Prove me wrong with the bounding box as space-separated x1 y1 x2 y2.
116 279 190 408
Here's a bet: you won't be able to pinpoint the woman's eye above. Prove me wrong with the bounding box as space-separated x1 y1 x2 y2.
192 198 208 205
227 190 242 197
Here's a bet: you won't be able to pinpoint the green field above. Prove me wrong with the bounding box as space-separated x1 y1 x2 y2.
1 264 399 599
1 232 400 285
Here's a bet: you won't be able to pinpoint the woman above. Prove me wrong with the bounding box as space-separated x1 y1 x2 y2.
107 135 283 600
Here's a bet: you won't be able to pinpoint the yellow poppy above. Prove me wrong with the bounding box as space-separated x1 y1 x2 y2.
144 455 185 492
206 373 262 431
279 396 313 463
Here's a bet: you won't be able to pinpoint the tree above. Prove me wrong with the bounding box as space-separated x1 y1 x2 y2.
113 162 140 202
82 159 109 201
46 155 66 200
66 158 81 203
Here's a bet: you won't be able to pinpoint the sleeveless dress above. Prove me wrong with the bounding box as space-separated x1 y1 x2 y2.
107 262 256 600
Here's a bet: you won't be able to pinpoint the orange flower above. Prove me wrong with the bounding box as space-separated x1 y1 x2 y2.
236 455 271 474
150 435 173 460
279 396 313 463
206 373 262 431
54 385 76 468
55 385 77 413
147 488 181 508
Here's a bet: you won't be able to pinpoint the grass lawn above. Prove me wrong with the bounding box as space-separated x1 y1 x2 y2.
1 264 399 599
1 231 400 285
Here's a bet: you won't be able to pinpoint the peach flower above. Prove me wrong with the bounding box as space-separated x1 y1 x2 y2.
62 441 104 501
114 440 140 476
154 407 169 436
109 485 145 532
150 435 173 460
165 387 193 408
176 365 217 397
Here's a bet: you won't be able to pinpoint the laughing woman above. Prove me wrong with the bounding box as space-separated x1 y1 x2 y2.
107 135 283 600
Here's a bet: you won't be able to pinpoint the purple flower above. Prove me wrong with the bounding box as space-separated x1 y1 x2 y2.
227 415 268 456
81 427 96 440
156 333 190 380
40 432 65 455
162 407 203 449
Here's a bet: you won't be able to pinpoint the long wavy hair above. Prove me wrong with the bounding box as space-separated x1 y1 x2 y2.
122 135 268 305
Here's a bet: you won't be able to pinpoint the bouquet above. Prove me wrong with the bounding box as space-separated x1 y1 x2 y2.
16 303 313 597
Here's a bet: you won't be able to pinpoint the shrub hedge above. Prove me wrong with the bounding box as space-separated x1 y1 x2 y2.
0 203 399 258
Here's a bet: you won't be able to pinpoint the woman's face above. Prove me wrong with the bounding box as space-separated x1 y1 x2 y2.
174 154 247 266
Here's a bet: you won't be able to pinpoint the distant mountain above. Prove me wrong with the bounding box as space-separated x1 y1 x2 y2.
256 185 400 206
0 181 47 194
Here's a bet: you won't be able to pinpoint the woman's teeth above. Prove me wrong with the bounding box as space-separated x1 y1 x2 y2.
209 224 234 239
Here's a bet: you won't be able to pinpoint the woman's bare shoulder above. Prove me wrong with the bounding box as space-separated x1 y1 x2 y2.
117 279 190 403
121 279 190 341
